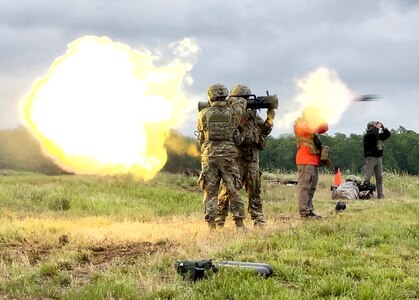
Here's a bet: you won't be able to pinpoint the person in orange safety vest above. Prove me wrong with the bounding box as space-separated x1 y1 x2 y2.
294 107 329 219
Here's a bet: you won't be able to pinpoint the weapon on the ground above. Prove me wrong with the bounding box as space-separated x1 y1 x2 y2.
198 91 279 112
175 259 273 281
175 260 217 281
218 261 273 277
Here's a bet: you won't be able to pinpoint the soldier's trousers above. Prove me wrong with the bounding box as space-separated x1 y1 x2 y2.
217 160 265 225
198 156 244 224
364 156 384 198
297 164 319 217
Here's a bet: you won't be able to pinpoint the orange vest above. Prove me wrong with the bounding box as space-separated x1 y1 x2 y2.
294 121 329 166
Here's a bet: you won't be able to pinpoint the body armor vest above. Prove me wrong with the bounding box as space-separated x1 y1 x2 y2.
205 107 233 142
296 134 321 154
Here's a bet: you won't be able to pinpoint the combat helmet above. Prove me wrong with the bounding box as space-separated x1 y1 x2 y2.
230 84 252 97
207 83 229 103
345 175 362 184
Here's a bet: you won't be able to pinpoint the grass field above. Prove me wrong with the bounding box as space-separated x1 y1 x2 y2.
0 170 418 299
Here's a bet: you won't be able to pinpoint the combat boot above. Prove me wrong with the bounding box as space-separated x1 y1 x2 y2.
208 220 216 231
254 220 266 228
301 212 322 220
216 222 225 231
234 219 247 233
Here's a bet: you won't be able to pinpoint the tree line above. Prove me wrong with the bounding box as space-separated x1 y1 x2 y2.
0 127 64 175
259 126 419 175
0 127 202 176
0 126 418 176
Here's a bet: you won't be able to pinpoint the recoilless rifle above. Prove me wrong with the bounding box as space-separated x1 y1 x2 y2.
198 91 279 112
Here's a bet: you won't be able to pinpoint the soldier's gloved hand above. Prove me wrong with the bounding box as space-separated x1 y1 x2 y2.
267 109 275 125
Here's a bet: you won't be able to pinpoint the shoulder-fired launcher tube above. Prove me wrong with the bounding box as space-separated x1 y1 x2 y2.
197 94 278 112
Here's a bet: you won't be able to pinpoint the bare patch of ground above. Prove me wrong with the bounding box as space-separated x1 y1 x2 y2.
0 239 176 266
87 239 175 265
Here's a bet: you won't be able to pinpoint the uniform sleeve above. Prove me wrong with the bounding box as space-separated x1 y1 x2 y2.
197 112 203 131
256 114 273 136
379 128 391 141
197 111 205 145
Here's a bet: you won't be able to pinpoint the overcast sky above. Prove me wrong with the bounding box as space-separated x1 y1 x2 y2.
1 0 418 137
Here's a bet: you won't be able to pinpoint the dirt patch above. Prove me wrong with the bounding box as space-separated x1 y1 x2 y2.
0 241 52 265
0 239 176 266
87 240 175 265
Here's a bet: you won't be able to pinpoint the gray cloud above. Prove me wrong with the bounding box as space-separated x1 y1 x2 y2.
1 0 418 136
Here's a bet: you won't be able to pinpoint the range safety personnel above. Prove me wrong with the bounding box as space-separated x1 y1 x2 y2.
363 121 391 199
294 107 329 219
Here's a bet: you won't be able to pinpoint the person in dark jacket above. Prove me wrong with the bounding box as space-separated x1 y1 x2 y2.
363 121 391 199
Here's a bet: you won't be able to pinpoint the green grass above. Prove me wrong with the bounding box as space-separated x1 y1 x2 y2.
0 170 418 299
0 172 201 220
384 172 419 198
230 203 418 299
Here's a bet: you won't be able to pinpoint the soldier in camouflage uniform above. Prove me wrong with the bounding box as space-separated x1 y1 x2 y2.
332 175 372 200
332 175 362 200
197 83 246 230
216 85 275 228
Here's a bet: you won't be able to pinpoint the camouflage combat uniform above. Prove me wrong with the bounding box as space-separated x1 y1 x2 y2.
332 175 361 200
216 87 274 227
228 95 247 127
217 110 273 227
197 85 245 229
332 182 360 200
